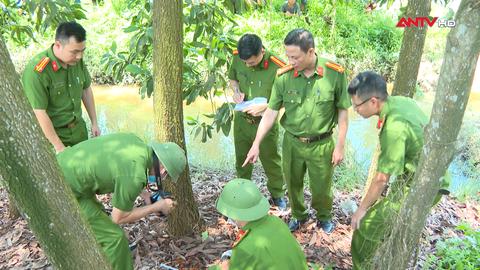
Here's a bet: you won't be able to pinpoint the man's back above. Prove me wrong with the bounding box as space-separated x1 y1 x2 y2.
229 215 308 270
56 133 150 198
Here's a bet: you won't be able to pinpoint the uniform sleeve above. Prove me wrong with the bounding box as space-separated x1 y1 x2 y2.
281 3 287 12
377 123 407 176
228 57 237 81
334 71 351 110
268 76 284 111
111 176 144 211
22 67 49 110
82 61 92 89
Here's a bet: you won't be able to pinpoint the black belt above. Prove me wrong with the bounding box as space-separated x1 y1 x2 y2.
294 131 332 143
240 113 261 125
60 118 77 129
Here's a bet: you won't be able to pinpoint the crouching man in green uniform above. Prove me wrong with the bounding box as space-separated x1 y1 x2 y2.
348 71 450 269
56 133 187 270
229 34 287 209
243 29 351 233
22 21 100 153
211 178 308 270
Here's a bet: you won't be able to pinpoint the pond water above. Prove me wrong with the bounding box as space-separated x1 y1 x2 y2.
90 84 480 194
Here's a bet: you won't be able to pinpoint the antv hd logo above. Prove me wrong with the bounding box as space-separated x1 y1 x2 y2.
396 17 456 28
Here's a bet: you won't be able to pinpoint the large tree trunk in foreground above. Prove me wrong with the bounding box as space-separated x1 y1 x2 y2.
374 0 480 268
0 37 111 270
152 0 203 237
392 0 432 97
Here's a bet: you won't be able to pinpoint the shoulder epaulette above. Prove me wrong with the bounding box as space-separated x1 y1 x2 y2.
325 61 345 73
270 56 286 68
34 57 50 73
276 64 294 76
233 49 239 55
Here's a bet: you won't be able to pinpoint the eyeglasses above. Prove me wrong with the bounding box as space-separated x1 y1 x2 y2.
352 96 379 109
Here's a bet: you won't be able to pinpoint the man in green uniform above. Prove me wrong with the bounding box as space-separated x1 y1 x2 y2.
22 21 100 153
229 34 287 209
56 133 187 270
211 178 308 270
348 71 449 269
243 29 350 233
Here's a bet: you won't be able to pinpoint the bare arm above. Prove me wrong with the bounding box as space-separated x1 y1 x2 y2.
351 172 390 230
81 86 100 136
33 109 65 153
111 198 175 224
242 108 279 166
332 109 348 166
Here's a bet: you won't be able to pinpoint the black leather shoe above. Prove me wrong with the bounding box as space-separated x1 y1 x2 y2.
272 197 287 211
318 220 336 234
288 218 306 232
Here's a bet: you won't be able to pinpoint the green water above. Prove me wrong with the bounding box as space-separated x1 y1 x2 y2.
89 84 480 196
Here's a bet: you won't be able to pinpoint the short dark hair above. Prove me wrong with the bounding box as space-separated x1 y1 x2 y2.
348 71 388 101
237 34 263 60
55 21 86 44
284 28 314 53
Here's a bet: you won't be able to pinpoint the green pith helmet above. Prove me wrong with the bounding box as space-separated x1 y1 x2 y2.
216 178 270 221
149 142 186 182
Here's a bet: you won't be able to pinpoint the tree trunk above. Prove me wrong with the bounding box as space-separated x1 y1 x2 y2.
374 0 480 268
391 0 432 97
0 37 111 270
152 0 203 237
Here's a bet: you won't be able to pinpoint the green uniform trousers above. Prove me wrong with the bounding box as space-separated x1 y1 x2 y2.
56 118 88 146
282 132 334 221
233 112 285 198
77 197 133 270
351 174 450 269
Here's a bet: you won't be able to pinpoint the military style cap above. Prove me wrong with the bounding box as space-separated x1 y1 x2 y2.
149 142 187 182
216 178 270 221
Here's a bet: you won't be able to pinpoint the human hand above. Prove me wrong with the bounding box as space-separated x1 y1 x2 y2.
233 91 245 104
242 144 260 167
331 145 344 166
154 198 177 215
91 123 101 137
351 207 367 230
242 103 267 117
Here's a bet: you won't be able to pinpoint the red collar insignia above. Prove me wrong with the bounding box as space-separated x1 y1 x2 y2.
52 61 59 72
377 118 384 129
232 229 250 248
263 60 269 69
317 66 324 77
294 70 299 78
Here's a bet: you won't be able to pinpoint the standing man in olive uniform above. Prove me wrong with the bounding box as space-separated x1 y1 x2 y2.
211 178 308 270
57 132 187 270
348 71 449 269
243 29 350 233
229 34 287 209
22 21 100 153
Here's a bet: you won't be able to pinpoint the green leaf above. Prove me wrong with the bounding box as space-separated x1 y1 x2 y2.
201 230 209 241
125 64 143 75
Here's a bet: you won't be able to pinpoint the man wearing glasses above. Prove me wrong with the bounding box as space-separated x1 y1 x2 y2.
348 71 449 269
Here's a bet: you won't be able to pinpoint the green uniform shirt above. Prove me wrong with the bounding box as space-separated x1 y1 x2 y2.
377 96 428 176
228 50 283 101
57 133 152 212
229 215 308 270
22 46 92 128
268 56 351 137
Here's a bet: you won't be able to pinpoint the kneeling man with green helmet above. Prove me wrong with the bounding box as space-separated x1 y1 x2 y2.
211 178 308 270
56 132 187 270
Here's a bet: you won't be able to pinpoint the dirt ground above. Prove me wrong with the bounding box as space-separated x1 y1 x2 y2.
1 167 479 270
